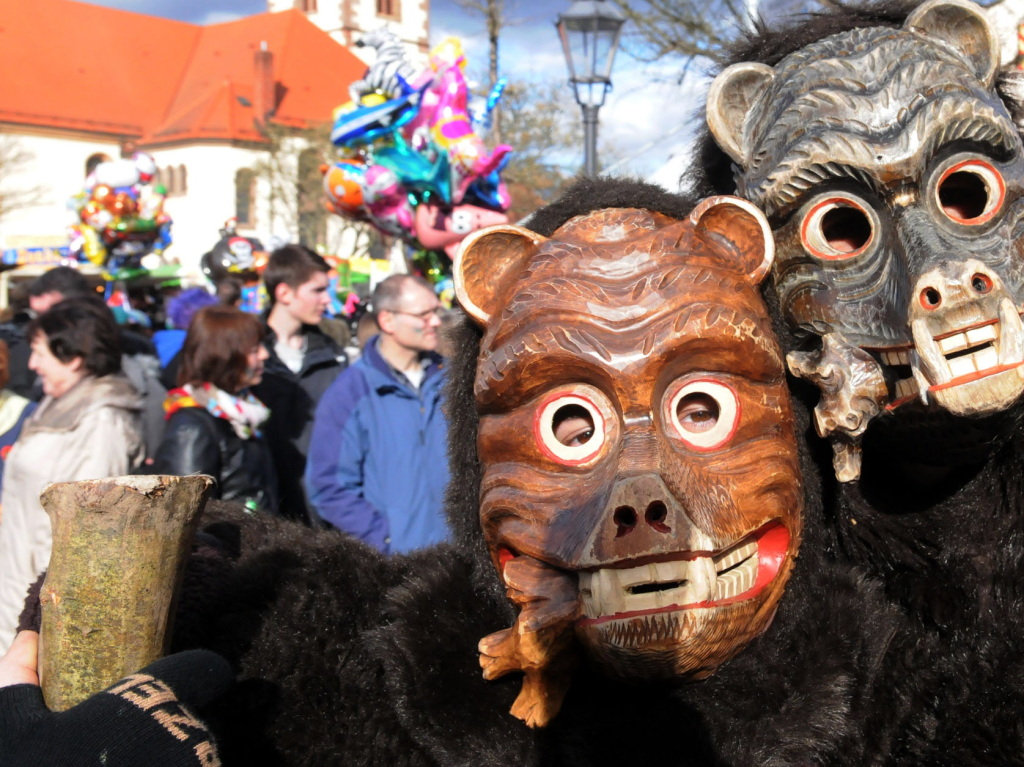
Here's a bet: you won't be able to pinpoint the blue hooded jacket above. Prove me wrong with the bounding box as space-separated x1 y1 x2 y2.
305 335 450 553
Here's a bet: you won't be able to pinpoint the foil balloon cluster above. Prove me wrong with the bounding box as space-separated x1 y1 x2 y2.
68 152 172 272
324 30 512 258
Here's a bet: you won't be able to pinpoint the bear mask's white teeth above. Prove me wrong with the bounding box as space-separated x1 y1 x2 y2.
578 540 758 619
713 540 758 600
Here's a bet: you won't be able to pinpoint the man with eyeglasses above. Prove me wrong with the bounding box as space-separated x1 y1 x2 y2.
306 274 451 552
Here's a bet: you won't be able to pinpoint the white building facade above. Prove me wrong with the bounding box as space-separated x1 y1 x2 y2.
267 0 430 66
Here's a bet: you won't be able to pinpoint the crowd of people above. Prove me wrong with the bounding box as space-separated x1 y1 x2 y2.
0 249 454 653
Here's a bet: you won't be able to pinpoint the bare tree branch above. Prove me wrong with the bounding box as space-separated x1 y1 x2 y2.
454 0 524 145
499 79 582 218
612 0 753 66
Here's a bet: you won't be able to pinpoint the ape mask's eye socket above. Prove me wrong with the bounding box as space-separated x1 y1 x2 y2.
664 379 740 452
801 196 874 260
535 392 608 465
935 159 1005 226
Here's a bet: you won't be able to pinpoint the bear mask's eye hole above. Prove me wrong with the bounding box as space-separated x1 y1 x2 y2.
676 393 719 433
665 380 740 451
801 197 874 260
936 160 1004 225
552 404 594 446
536 393 606 465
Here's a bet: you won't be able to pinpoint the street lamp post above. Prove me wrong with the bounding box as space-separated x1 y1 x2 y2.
555 1 626 177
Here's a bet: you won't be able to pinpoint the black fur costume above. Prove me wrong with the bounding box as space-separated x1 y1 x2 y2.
689 2 1024 761
145 180 929 767
123 8 1024 760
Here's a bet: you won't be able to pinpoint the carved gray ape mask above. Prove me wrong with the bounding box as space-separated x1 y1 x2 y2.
708 0 1024 480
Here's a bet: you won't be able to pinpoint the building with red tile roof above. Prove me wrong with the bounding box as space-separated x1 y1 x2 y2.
0 0 399 269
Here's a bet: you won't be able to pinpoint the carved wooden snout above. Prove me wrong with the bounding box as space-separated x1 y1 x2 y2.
588 473 696 562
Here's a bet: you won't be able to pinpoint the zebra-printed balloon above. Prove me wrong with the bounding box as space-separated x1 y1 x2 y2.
349 27 419 103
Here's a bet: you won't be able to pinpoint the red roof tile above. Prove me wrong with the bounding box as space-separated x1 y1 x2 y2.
0 0 365 144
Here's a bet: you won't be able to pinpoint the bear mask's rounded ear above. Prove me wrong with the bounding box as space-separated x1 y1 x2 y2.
690 195 775 285
454 224 548 327
706 62 776 167
907 0 999 86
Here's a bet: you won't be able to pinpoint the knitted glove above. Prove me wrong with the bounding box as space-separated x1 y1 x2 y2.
0 648 233 766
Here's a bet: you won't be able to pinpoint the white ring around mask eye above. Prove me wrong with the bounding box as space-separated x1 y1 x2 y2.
934 158 1005 226
535 392 607 465
665 379 740 452
800 195 874 261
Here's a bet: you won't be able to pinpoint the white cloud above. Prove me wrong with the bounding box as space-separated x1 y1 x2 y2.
198 10 247 25
429 24 488 60
587 59 711 181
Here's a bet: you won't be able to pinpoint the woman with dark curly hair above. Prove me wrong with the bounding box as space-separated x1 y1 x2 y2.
152 305 278 514
0 298 145 651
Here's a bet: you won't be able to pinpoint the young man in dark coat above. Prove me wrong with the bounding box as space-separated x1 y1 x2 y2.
252 245 348 525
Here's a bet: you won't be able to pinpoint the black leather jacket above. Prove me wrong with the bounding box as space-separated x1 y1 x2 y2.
152 406 279 513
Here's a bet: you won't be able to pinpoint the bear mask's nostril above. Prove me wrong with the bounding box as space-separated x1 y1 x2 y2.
614 506 637 537
646 501 671 533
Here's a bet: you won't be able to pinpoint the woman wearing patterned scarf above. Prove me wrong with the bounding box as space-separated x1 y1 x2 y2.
152 306 279 513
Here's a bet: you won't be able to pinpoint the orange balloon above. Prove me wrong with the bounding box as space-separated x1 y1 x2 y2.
323 161 366 215
110 191 138 217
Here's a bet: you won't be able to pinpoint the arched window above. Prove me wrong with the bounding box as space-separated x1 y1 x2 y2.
85 152 111 179
376 0 400 20
236 168 257 226
158 165 189 197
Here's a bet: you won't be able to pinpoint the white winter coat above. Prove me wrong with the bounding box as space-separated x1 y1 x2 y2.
0 374 145 651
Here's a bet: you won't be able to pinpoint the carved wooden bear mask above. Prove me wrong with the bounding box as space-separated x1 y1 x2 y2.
454 198 802 719
708 0 1024 479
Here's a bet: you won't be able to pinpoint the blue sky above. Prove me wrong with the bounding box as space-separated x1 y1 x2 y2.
82 0 550 26
83 0 706 183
